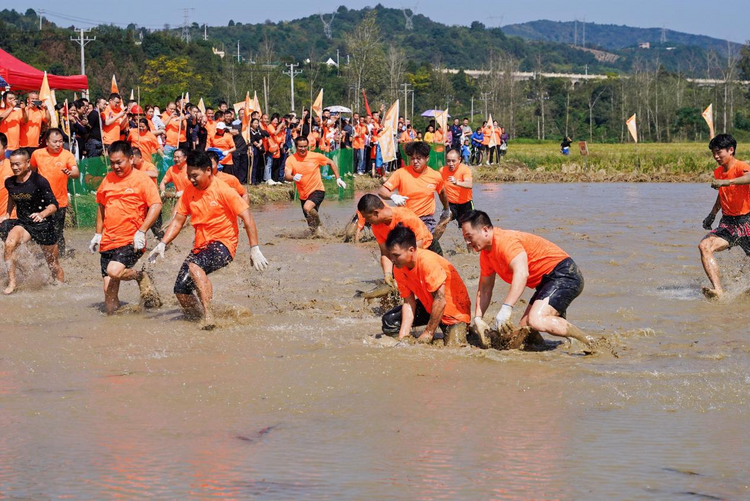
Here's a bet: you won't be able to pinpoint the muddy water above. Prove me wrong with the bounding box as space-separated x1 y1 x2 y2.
1 183 749 499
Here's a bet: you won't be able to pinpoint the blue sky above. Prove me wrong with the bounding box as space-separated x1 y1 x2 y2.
14 0 749 43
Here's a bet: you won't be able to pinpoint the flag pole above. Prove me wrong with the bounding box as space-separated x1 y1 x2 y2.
65 99 81 228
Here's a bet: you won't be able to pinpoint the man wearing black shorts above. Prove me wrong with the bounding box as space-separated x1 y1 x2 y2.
0 149 63 294
459 210 590 349
437 148 474 239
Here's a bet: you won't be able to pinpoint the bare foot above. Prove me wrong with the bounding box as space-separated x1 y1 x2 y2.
200 309 216 330
3 281 16 295
702 287 722 299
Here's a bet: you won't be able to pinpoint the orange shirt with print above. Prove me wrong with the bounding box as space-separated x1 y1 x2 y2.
162 165 191 192
96 168 161 252
439 163 473 204
0 158 16 218
136 160 158 185
101 105 123 145
128 130 161 160
177 177 249 257
371 206 433 249
216 171 247 198
162 111 186 147
383 165 444 218
480 227 570 289
20 107 47 148
286 151 329 200
714 160 750 216
0 109 23 150
394 248 471 325
212 134 235 166
30 148 77 208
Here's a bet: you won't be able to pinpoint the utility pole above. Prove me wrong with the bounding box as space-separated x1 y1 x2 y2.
402 82 412 124
237 40 240 63
283 63 302 113
471 95 474 123
203 24 207 41
70 28 95 99
480 92 490 118
38 9 44 30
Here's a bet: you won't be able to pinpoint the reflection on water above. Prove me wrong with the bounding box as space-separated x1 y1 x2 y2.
1 183 749 499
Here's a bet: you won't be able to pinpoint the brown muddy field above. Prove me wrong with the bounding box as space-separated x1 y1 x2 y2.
1 183 749 499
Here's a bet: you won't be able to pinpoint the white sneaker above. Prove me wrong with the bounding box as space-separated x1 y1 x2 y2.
266 179 276 186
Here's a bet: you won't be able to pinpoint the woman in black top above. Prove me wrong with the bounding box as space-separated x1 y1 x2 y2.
0 149 63 294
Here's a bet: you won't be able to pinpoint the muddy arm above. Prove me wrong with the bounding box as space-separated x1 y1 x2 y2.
398 295 417 340
420 285 446 342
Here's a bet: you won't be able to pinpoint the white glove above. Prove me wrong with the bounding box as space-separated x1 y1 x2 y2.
250 245 269 271
148 241 166 263
494 303 513 329
293 173 303 182
390 194 409 206
89 233 102 253
175 190 183 198
133 230 146 251
336 178 347 189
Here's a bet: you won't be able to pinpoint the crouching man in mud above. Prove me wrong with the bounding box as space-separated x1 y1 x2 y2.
90 141 163 314
149 151 269 330
381 225 471 346
284 136 346 235
699 134 750 299
459 210 590 350
357 194 434 288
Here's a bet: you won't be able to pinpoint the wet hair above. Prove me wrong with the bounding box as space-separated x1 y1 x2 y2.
108 93 121 101
357 193 385 214
386 224 417 250
404 141 431 158
294 136 309 146
459 209 493 230
206 150 220 165
174 147 189 159
45 128 63 140
0 132 6 149
138 117 149 127
709 133 737 154
186 150 211 170
108 141 132 157
9 148 29 161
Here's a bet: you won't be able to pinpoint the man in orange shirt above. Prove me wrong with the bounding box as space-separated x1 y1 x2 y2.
30 128 79 255
161 101 187 154
284 136 346 234
20 91 50 155
148 151 269 329
0 91 24 157
378 140 450 254
460 210 589 350
159 148 190 197
481 121 492 166
210 122 236 175
101 93 128 152
357 193 433 287
439 149 474 227
381 225 471 346
90 141 162 314
700 134 750 298
206 150 250 205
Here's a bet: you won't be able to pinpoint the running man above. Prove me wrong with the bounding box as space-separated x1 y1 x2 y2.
206 150 250 205
30 128 79 256
0 149 63 294
460 210 589 349
89 141 162 315
357 193 433 287
284 136 346 234
378 141 450 254
148 151 269 329
439 148 474 226
700 133 750 298
381 225 471 346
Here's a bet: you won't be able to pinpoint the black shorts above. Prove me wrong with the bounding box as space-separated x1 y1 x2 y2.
529 257 584 318
449 200 474 226
300 190 325 212
100 244 144 277
173 241 233 295
711 214 750 255
0 219 57 246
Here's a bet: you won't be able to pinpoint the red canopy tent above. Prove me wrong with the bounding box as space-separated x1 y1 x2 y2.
0 47 88 91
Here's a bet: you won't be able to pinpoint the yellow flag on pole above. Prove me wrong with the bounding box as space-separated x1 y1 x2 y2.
129 89 135 101
626 114 638 143
184 92 190 104
197 98 206 115
253 91 261 116
435 108 448 139
385 99 399 131
110 75 119 94
39 72 58 128
487 113 497 147
702 104 715 139
379 125 397 163
312 89 324 117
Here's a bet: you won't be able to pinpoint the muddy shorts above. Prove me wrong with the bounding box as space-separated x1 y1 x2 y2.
0 219 57 246
449 200 474 226
529 257 584 318
300 190 325 212
711 214 750 255
100 244 144 277
174 241 233 295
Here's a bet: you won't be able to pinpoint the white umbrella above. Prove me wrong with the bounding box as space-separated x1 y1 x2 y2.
327 105 352 113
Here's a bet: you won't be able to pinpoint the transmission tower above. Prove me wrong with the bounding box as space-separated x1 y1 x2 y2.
573 19 578 46
320 12 336 39
660 25 667 43
402 8 416 30
181 8 194 43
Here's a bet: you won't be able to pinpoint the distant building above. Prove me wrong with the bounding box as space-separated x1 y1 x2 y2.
638 42 651 49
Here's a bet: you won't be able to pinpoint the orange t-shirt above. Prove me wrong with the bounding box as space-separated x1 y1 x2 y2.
176 177 249 257
394 248 471 325
0 109 23 150
400 130 415 143
439 163 473 204
128 130 161 161
162 112 187 147
217 171 246 197
307 131 319 150
136 160 158 185
162 165 190 192
30 148 77 208
383 165 444 218
20 107 47 148
352 125 366 149
212 134 235 165
205 120 217 141
0 158 15 218
714 160 750 216
481 126 492 146
286 151 329 200
480 227 570 289
434 130 444 144
96 168 161 252
371 206 433 249
101 105 123 145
